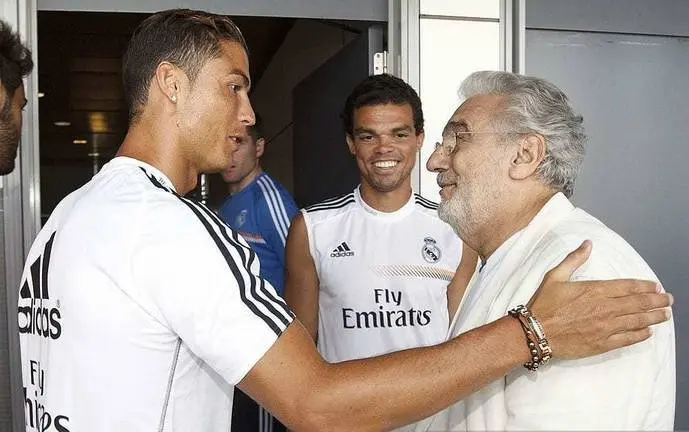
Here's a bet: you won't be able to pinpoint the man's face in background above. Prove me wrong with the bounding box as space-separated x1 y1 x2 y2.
0 84 26 175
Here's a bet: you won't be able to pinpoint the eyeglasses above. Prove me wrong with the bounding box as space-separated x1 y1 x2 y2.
434 131 522 153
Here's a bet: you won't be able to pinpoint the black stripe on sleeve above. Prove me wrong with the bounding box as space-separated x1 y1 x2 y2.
189 199 293 323
141 169 291 335
228 228 292 316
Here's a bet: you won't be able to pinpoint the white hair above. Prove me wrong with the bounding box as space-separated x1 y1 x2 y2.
459 71 587 197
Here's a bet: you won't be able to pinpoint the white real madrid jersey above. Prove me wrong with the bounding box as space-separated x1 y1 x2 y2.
302 186 462 364
18 157 292 432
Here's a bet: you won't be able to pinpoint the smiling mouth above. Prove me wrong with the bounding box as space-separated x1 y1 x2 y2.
374 160 398 168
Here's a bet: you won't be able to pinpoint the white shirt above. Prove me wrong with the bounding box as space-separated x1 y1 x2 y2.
303 187 461 364
19 157 293 432
421 193 675 431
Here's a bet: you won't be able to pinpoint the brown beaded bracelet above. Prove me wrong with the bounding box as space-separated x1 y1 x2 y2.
508 305 552 371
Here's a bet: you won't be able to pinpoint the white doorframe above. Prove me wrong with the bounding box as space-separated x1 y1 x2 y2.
395 0 525 198
500 0 526 73
2 0 40 429
388 0 420 193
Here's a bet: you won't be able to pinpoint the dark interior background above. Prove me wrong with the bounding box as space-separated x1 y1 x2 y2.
37 11 296 220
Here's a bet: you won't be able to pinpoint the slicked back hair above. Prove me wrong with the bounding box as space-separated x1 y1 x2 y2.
122 9 248 123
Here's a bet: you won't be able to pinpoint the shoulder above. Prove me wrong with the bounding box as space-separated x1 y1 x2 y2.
413 193 439 211
255 173 296 205
535 209 657 281
128 169 234 255
68 162 189 229
301 191 357 224
412 194 445 220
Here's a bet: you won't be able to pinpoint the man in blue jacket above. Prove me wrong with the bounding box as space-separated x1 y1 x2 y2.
219 114 298 432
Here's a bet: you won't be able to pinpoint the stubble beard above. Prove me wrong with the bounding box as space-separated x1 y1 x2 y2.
0 113 19 175
366 163 412 193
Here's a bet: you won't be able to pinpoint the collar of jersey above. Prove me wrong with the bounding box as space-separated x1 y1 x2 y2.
230 171 266 198
354 185 415 220
107 156 178 193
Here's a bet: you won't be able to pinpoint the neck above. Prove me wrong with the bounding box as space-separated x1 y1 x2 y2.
228 165 262 195
116 118 198 194
359 179 412 212
471 188 557 261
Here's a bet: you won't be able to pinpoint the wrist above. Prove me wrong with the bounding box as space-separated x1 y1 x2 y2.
508 305 553 371
500 315 534 365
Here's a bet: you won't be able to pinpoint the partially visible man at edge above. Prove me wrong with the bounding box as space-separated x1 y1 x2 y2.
18 9 672 432
0 19 33 175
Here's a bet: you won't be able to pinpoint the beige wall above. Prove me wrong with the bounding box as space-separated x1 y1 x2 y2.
251 19 357 193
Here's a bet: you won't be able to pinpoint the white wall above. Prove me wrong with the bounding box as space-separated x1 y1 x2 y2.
251 19 357 192
417 0 501 202
525 1 689 427
527 0 689 37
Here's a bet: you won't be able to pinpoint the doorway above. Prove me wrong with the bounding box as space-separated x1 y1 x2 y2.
37 11 383 219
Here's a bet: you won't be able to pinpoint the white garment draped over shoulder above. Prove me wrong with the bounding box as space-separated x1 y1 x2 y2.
418 193 675 432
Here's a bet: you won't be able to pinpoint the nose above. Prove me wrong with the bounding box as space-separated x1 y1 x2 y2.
238 94 256 126
426 143 449 173
374 135 394 154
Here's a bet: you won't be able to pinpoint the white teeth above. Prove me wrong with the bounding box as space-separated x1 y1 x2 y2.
374 161 398 168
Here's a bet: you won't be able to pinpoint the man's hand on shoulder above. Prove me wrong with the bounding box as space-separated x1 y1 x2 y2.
528 240 672 359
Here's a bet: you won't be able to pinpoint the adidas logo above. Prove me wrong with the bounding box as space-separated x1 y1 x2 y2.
330 242 355 258
18 234 62 340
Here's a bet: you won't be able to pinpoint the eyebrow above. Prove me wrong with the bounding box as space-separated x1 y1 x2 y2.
353 127 376 135
391 125 413 133
443 120 469 136
353 125 413 135
229 69 251 90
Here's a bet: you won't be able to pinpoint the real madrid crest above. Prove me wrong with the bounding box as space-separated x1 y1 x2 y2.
421 237 442 263
235 209 248 228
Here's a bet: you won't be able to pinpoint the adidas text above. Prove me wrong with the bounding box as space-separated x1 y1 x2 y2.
18 298 62 340
330 251 354 257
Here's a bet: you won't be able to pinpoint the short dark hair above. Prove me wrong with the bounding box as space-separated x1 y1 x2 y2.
341 74 424 136
0 19 33 111
122 9 248 123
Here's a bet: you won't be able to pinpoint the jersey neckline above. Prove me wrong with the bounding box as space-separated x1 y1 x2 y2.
354 185 415 220
105 156 178 193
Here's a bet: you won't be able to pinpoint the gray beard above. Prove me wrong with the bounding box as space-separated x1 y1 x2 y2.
438 198 472 240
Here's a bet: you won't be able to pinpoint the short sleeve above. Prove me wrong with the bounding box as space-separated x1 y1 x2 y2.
131 198 294 385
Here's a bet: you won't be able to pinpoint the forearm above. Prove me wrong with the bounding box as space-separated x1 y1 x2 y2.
310 316 528 431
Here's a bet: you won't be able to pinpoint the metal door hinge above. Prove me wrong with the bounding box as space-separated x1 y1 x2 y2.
373 51 388 75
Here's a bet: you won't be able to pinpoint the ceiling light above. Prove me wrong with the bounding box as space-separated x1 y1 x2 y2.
73 139 87 145
54 121 71 127
87 152 100 157
88 112 109 133
37 92 45 98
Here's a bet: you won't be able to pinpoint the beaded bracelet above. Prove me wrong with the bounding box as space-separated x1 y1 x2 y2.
508 305 552 371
